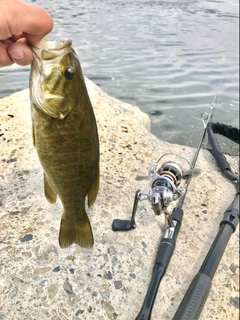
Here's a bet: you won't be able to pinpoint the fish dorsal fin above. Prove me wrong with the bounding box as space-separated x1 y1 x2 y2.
44 173 57 204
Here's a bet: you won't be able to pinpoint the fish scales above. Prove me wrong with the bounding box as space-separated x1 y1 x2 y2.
29 39 99 249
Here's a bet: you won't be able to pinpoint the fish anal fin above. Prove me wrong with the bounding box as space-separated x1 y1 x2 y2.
59 213 94 249
87 162 100 207
32 125 35 146
44 173 57 204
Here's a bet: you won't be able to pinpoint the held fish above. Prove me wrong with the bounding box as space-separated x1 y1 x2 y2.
29 39 99 249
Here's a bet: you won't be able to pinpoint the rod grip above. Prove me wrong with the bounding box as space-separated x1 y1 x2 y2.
173 273 212 320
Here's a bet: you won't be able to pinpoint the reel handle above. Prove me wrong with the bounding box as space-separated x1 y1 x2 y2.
112 190 141 232
112 219 135 231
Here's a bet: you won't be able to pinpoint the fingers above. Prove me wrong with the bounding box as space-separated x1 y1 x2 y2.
0 40 13 67
7 39 34 66
0 1 53 44
0 0 53 67
0 37 33 67
20 4 53 45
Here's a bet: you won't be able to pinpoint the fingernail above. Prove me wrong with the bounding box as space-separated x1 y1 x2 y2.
9 49 24 61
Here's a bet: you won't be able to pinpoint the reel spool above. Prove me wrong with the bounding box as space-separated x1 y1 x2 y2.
148 161 185 216
156 161 183 189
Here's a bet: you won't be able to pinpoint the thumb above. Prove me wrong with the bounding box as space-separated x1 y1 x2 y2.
7 40 33 66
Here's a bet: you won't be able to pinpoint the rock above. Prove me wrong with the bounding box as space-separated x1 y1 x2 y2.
101 301 118 320
0 312 6 320
104 271 113 280
107 246 117 256
230 263 238 273
114 280 122 290
69 268 74 274
34 267 51 275
0 78 239 320
230 296 240 310
63 278 74 295
20 234 33 242
52 266 60 273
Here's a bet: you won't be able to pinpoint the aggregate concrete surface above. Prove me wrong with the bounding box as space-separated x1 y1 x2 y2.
0 78 239 320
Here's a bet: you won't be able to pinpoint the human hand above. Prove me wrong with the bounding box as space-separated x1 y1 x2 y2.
0 0 53 67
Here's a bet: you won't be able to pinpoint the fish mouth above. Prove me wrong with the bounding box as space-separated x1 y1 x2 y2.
29 39 72 61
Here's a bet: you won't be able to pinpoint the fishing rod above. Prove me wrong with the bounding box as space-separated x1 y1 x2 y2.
112 98 216 320
173 121 239 320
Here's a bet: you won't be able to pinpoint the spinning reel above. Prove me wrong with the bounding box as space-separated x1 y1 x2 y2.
112 153 194 231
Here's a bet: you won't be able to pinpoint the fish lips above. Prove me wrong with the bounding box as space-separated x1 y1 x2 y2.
29 39 72 76
29 39 72 62
29 39 73 120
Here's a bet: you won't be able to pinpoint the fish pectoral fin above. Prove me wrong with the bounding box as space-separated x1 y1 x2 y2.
44 173 57 204
59 213 94 249
87 162 100 207
32 125 36 146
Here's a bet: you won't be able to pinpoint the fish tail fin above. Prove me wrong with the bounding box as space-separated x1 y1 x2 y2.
58 212 94 249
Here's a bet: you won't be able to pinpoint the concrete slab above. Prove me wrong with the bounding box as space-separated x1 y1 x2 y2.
0 78 239 320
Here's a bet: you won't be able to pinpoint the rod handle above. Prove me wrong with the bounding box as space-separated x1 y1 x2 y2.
173 273 212 320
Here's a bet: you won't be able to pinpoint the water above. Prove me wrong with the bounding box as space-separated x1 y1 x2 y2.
0 0 239 146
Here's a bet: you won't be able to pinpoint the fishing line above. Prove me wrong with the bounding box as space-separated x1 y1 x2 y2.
184 79 221 149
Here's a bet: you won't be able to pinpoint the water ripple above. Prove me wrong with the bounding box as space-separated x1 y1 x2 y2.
0 0 239 145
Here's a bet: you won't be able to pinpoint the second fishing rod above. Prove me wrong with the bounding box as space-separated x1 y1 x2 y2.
112 99 215 320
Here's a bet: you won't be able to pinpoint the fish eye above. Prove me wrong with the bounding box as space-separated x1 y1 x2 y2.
64 68 74 80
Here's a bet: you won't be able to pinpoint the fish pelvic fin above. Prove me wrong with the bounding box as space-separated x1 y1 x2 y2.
88 162 100 207
44 173 57 204
59 213 94 249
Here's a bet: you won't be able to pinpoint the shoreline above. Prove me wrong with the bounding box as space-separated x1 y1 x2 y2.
0 79 239 319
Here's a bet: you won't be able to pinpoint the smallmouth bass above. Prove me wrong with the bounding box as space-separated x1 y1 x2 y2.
29 39 99 248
